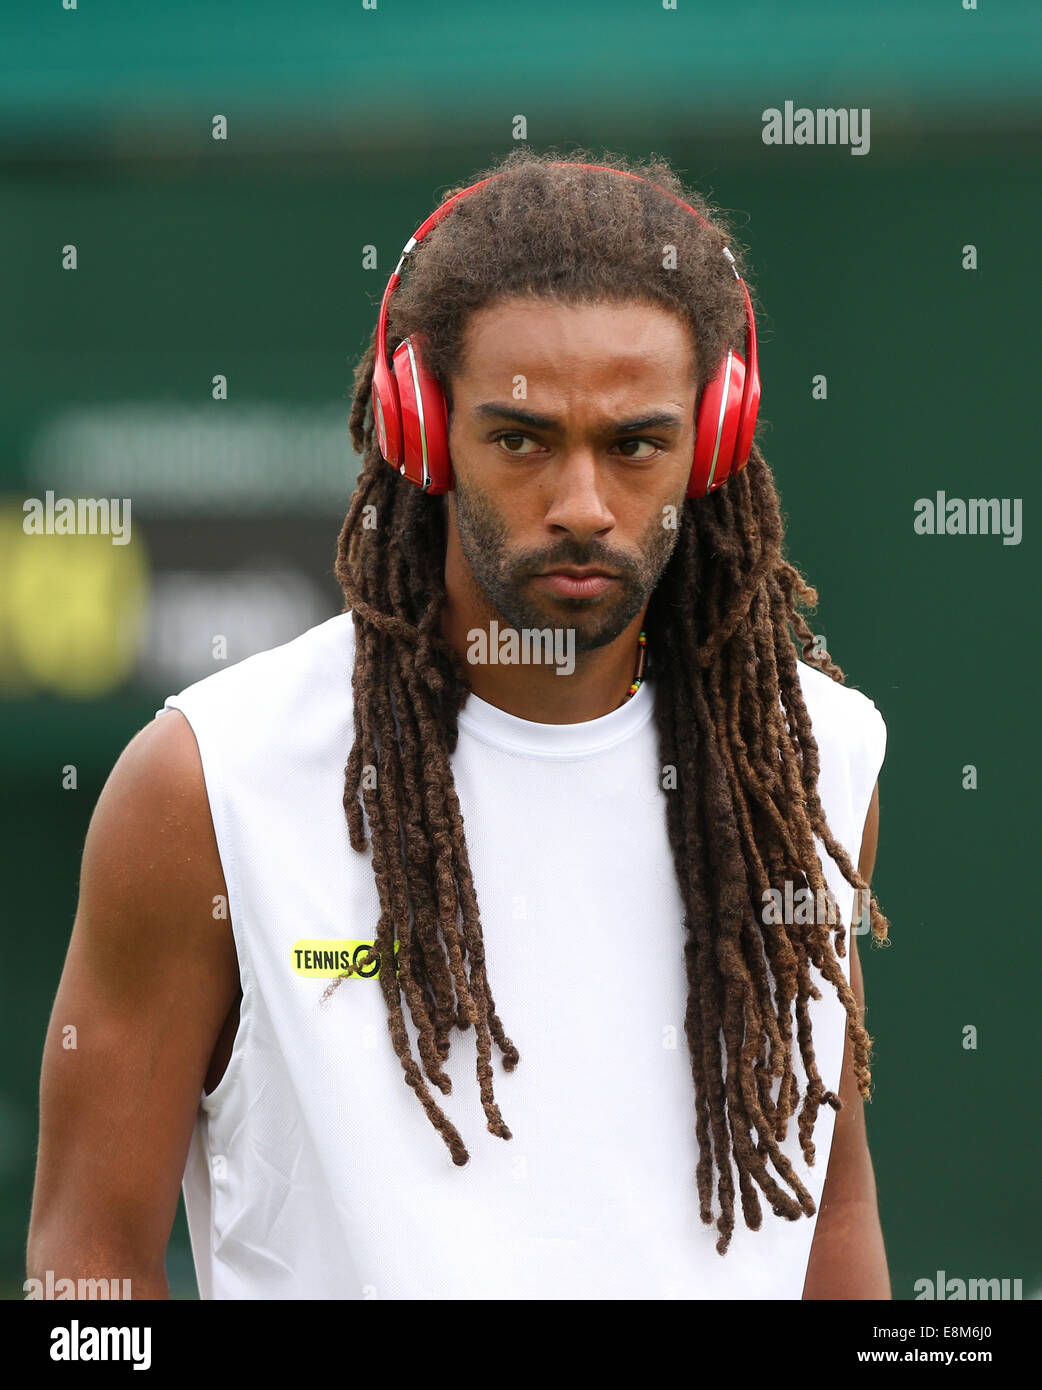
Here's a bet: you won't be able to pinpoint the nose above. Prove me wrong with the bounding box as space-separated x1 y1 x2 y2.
542 445 615 541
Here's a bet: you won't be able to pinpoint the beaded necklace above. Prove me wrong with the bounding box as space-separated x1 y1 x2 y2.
625 629 648 701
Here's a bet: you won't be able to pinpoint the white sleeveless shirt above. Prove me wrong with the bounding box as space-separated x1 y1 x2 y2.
158 612 886 1300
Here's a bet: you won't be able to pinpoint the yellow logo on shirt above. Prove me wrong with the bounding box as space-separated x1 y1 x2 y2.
291 938 400 979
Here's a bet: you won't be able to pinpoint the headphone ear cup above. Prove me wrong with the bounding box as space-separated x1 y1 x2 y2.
390 335 452 492
689 350 744 497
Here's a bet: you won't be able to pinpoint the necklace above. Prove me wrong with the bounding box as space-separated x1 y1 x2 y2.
625 629 648 700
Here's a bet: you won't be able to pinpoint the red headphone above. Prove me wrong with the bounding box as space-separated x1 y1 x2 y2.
371 163 760 498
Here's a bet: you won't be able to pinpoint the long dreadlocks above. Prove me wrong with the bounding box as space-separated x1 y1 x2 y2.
333 148 890 1255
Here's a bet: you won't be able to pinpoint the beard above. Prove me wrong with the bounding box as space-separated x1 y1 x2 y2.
451 476 682 655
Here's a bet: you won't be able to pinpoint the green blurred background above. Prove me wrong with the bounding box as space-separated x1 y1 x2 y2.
2 0 1039 1300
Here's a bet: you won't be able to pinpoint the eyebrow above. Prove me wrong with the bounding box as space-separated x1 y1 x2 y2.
472 403 687 434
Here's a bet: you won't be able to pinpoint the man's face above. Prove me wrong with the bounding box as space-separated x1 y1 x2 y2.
444 296 699 654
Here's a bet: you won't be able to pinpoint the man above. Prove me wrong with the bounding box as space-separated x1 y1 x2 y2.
28 151 890 1299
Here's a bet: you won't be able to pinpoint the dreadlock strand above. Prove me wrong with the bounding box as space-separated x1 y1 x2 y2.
363 639 472 1163
690 670 814 1223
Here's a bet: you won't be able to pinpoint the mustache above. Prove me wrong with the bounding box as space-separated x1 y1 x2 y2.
520 548 638 578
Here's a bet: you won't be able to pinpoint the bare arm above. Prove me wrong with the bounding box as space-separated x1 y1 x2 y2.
26 710 240 1299
802 781 891 1299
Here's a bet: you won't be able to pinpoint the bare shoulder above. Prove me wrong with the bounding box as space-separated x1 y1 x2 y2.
93 706 212 844
77 708 235 994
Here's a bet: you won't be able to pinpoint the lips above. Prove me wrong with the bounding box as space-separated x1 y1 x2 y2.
534 570 618 598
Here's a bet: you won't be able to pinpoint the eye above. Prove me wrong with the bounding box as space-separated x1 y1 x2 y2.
493 432 541 455
616 438 661 460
